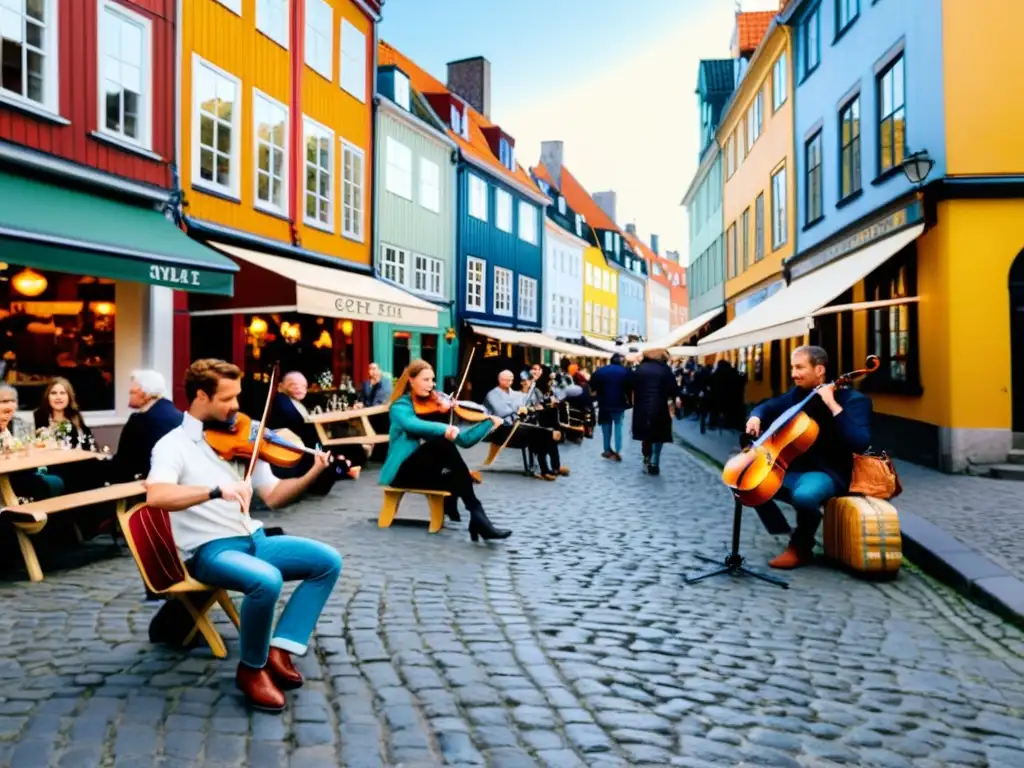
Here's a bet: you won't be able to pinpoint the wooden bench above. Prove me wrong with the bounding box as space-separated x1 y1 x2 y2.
4 480 147 582
309 404 390 457
378 487 451 534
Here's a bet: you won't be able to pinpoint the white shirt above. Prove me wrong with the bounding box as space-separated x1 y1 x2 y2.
148 412 280 557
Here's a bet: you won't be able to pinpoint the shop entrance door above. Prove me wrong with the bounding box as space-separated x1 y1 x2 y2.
1011 249 1024 433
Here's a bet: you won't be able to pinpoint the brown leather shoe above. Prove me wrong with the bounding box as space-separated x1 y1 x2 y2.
266 647 304 690
235 663 286 712
558 467 570 476
769 546 813 570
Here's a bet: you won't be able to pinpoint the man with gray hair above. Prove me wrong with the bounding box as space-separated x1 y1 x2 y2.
745 345 872 570
112 369 183 482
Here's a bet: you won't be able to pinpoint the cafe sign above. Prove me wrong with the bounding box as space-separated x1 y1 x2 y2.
296 284 440 328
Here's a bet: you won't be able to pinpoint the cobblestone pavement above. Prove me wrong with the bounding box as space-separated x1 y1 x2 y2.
2 436 1024 767
673 416 1024 582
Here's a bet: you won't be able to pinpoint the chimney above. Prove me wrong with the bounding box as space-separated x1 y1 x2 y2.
651 234 660 255
540 141 564 189
447 56 491 119
593 191 617 224
625 223 637 235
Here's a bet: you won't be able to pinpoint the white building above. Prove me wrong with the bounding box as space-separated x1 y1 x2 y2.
543 217 585 340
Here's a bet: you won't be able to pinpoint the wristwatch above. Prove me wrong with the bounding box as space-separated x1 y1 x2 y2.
209 486 223 500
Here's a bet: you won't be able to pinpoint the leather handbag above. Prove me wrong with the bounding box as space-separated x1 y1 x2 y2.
849 449 902 500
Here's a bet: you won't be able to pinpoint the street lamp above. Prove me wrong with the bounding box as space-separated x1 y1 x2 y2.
901 149 934 186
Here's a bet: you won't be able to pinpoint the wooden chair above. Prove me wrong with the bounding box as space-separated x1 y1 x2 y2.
378 488 450 533
117 503 241 658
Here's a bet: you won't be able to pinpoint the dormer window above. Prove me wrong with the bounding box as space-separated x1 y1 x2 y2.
499 138 513 170
557 196 566 215
460 107 470 140
614 234 621 255
394 71 410 111
449 103 461 133
574 213 583 237
603 231 613 251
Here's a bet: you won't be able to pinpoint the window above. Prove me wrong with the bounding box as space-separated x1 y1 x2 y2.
450 103 462 134
339 18 365 102
741 208 750 271
341 140 364 240
557 196 566 216
495 189 512 233
413 254 443 298
493 267 512 316
418 157 439 213
385 137 412 200
575 213 584 238
584 301 592 331
836 0 859 35
865 246 919 391
585 262 593 286
878 55 906 174
804 5 821 77
98 3 152 149
755 193 765 261
193 57 241 197
772 52 787 112
614 234 621 255
1 0 59 112
603 231 613 251
380 244 407 285
303 117 333 228
726 222 737 278
518 202 538 244
393 71 410 111
518 276 537 321
466 257 485 311
468 174 487 221
498 138 514 171
746 91 763 151
256 0 288 47
304 0 332 80
254 90 287 214
839 96 861 199
806 131 823 224
771 165 788 250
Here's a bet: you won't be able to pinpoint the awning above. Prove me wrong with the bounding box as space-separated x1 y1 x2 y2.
471 324 611 358
697 223 924 355
208 242 442 328
582 334 638 354
666 346 701 357
0 171 237 295
644 306 724 350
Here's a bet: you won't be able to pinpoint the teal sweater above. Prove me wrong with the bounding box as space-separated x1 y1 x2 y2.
379 395 496 486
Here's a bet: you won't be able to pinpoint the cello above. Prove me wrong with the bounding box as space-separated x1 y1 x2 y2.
721 355 880 507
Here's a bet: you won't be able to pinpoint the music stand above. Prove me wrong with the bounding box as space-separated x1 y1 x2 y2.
685 433 789 589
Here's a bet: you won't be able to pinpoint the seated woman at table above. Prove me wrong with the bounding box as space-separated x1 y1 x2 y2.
0 383 62 501
33 377 97 494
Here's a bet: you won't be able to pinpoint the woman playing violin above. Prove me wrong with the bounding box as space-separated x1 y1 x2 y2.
744 345 872 570
380 360 511 542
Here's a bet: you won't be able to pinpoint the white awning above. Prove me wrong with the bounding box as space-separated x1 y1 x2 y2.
206 242 443 328
697 223 924 355
471 324 611 359
666 346 701 357
643 306 724 350
582 335 641 355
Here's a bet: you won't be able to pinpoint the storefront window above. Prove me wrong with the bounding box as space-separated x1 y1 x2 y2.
420 333 438 371
865 245 920 394
392 331 411 375
753 344 764 382
0 266 116 412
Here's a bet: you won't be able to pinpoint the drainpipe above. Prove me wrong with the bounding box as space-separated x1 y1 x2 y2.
289 0 305 247
369 17 379 275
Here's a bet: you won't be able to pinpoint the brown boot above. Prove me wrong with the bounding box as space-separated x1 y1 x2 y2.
266 647 304 690
769 546 813 570
558 467 570 476
235 663 286 712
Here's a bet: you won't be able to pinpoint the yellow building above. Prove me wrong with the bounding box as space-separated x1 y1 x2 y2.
716 19 796 401
583 247 619 339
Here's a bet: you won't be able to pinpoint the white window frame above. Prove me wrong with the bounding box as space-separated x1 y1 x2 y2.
303 116 334 231
341 139 365 241
517 275 537 322
495 188 513 233
518 201 537 245
557 196 566 215
575 213 584 238
304 0 333 80
192 55 242 199
468 174 488 222
214 0 242 13
380 243 407 285
253 88 289 215
418 157 440 213
413 254 444 299
97 0 152 149
603 231 612 251
385 136 412 200
466 256 486 311
0 0 59 115
256 0 289 48
585 262 593 286
339 17 366 102
772 164 788 250
585 301 592 331
493 267 513 317
393 71 410 111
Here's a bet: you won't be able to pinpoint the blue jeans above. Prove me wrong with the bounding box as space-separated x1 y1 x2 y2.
190 528 342 669
757 470 843 552
601 412 624 453
643 442 663 467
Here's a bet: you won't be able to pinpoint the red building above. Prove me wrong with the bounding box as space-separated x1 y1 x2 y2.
0 0 236 444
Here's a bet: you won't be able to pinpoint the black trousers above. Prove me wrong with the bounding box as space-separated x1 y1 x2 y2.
489 423 560 475
391 437 480 514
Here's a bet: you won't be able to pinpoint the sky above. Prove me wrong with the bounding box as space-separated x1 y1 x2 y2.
379 0 782 266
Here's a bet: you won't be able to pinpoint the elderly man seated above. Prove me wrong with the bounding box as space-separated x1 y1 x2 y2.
112 370 184 482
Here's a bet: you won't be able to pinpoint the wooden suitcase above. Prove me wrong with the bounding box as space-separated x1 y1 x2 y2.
823 496 902 579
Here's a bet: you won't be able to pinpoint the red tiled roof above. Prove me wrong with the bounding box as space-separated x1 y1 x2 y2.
737 11 776 53
625 231 686 289
534 163 619 240
379 41 543 198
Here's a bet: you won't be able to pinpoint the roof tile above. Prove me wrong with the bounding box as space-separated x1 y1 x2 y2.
737 11 776 54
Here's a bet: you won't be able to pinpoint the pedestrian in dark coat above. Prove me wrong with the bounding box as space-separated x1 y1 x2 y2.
628 348 677 475
588 353 631 460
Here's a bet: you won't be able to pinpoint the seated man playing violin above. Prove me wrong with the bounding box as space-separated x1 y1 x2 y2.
380 359 512 542
745 345 872 570
146 359 340 714
484 369 566 480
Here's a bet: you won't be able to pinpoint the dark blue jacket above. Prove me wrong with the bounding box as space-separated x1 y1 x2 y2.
751 386 872 490
113 398 184 482
589 363 632 422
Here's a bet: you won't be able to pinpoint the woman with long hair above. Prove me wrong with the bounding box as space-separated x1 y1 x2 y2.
34 377 93 448
380 360 512 542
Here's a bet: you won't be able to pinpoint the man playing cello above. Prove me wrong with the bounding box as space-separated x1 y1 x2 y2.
745 345 872 570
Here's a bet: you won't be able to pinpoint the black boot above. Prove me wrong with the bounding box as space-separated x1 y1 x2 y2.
444 496 461 523
468 503 511 542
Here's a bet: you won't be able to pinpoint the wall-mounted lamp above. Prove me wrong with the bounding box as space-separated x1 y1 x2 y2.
340 319 354 337
12 268 47 297
901 149 934 186
444 327 457 344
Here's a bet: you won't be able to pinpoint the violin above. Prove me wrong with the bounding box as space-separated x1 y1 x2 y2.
412 389 492 423
204 411 333 468
721 355 881 507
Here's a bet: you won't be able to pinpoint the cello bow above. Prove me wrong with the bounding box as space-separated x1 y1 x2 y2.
244 363 280 483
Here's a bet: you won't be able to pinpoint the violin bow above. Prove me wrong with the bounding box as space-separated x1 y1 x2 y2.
245 363 279 483
449 344 476 426
481 378 535 467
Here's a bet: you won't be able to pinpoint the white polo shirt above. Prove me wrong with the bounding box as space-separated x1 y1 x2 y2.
147 412 280 557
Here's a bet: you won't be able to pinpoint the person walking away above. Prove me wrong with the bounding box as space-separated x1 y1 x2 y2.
628 348 677 475
589 353 631 461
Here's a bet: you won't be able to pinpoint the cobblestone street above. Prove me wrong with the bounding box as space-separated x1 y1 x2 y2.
2 437 1024 767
